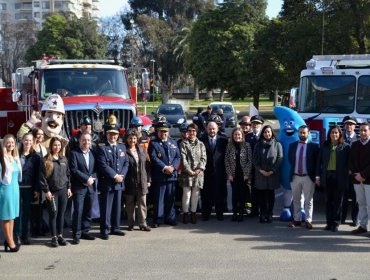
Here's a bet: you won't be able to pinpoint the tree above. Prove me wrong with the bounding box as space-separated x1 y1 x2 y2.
0 14 37 85
188 0 267 103
25 13 107 62
122 0 214 102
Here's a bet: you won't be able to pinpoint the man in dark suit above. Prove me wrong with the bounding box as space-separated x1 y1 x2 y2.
200 121 228 221
288 125 320 229
96 115 129 240
69 132 97 244
148 122 180 227
245 115 264 217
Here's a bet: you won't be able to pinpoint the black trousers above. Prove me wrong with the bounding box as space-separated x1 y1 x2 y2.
201 178 227 217
47 188 68 237
325 172 345 227
231 179 248 215
14 187 33 238
257 189 275 218
72 188 95 238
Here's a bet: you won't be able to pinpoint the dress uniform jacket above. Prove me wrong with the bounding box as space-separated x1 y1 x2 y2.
96 142 129 191
148 138 180 183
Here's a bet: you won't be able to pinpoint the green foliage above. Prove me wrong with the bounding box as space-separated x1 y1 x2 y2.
25 13 107 62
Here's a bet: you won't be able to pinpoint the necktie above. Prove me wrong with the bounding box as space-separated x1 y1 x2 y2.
112 145 117 161
298 144 304 174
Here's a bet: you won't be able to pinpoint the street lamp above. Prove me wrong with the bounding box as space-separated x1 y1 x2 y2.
150 59 155 108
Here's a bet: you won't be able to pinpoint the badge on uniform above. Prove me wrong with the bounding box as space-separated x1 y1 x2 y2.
158 152 162 158
120 151 125 157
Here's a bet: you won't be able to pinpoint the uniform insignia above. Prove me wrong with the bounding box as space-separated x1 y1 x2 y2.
108 149 112 153
120 152 125 157
158 152 161 158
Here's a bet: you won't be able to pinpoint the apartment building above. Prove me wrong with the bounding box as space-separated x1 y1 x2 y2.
0 0 99 29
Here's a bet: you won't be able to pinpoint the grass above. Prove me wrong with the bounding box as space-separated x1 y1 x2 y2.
137 96 275 116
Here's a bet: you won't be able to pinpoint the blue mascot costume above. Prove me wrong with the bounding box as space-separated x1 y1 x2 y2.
273 106 310 221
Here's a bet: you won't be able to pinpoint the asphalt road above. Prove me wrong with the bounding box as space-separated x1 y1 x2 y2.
2 190 370 280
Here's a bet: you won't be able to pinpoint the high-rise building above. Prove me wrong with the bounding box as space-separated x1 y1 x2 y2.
0 0 99 29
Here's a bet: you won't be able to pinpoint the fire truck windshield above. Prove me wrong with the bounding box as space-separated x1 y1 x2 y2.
298 75 356 114
40 68 130 99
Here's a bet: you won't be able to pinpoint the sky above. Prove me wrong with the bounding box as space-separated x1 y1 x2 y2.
97 0 283 19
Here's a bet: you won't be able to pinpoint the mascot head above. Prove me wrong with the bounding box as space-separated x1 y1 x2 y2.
41 94 65 138
273 106 307 142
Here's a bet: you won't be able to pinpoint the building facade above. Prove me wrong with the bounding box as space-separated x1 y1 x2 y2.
0 0 99 29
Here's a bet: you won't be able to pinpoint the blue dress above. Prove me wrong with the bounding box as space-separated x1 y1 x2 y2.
0 161 20 220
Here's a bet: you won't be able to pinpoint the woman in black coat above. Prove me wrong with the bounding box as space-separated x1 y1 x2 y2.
124 128 151 231
316 125 350 232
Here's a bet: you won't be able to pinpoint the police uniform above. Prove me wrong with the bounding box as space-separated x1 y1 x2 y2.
148 122 181 226
96 119 129 238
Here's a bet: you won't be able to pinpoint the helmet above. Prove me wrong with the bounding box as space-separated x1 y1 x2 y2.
130 116 143 127
41 94 65 114
179 122 188 133
80 115 92 125
207 114 223 124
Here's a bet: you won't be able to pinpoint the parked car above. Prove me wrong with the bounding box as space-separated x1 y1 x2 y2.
154 103 187 127
209 102 239 127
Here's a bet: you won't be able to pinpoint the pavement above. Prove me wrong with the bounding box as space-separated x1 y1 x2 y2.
2 190 370 280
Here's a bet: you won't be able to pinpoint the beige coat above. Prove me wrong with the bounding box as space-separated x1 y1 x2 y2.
180 138 207 189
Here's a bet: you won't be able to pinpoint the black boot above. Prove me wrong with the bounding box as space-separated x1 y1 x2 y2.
237 212 244 222
191 212 197 224
183 213 189 224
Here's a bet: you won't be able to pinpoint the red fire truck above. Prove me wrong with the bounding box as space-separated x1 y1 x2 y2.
1 58 138 138
290 54 370 143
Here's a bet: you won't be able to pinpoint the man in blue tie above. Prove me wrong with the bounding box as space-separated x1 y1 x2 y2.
288 125 319 229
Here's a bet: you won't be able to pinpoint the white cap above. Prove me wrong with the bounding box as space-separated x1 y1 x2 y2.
41 94 65 114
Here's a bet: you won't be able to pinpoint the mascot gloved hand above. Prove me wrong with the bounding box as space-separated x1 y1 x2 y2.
18 94 68 152
274 106 309 221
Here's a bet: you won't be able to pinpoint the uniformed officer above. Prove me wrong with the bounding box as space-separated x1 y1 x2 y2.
68 115 100 152
96 115 129 240
148 122 181 227
245 115 265 217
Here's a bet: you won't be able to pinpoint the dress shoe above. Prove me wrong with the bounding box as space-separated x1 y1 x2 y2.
305 222 313 229
81 233 95 240
139 225 151 232
57 236 67 246
127 225 134 231
259 216 267 224
51 237 58 247
352 226 368 234
72 237 80 245
331 225 339 232
152 223 160 228
237 213 244 222
166 220 178 226
216 215 224 221
100 234 109 240
231 213 238 222
191 212 197 224
289 221 302 228
349 221 358 227
183 213 189 224
110 230 126 236
266 215 273 224
324 225 331 231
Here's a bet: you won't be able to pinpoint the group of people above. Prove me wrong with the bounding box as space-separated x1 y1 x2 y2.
1 108 370 255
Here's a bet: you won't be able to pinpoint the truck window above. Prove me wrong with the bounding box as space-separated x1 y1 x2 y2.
40 68 130 99
299 76 355 114
357 76 370 114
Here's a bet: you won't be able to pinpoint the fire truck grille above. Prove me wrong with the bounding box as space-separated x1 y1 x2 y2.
64 109 134 139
